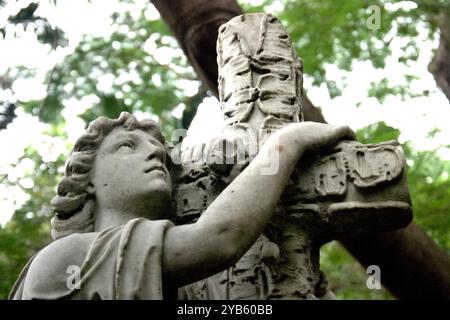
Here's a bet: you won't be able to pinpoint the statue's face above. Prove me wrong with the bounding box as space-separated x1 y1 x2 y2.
91 127 172 219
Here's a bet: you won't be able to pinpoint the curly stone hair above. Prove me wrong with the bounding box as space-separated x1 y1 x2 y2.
50 112 166 240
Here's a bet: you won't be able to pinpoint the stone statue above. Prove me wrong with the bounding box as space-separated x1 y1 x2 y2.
10 112 354 299
175 13 412 299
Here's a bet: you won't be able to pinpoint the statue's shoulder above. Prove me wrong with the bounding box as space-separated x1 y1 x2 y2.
21 232 98 299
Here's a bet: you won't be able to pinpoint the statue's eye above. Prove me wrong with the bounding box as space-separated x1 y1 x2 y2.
116 141 134 152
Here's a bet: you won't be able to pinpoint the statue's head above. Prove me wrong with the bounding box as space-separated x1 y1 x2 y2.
50 112 171 240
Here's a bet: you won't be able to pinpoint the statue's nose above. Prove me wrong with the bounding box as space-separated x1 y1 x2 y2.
146 145 166 163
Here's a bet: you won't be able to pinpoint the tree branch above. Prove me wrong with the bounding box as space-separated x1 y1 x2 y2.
341 223 450 299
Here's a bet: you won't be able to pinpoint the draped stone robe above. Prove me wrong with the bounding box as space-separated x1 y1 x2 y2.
10 218 174 300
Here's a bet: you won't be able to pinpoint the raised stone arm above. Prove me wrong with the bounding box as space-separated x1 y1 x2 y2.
162 122 354 288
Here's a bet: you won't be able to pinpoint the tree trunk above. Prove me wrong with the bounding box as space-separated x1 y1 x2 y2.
429 11 450 102
152 0 242 98
342 223 450 299
151 0 450 299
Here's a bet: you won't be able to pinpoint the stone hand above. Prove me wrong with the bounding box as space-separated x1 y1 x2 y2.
265 122 356 163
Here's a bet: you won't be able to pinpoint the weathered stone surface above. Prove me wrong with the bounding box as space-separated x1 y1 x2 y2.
217 14 304 126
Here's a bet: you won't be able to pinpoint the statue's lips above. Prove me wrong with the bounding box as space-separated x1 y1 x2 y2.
143 165 165 175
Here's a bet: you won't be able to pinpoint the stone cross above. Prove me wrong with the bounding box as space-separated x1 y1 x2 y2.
171 13 412 299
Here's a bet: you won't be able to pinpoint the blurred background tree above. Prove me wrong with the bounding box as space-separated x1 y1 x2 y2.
0 0 449 299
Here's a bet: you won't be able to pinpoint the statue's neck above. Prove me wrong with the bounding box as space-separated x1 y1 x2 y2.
94 207 141 231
